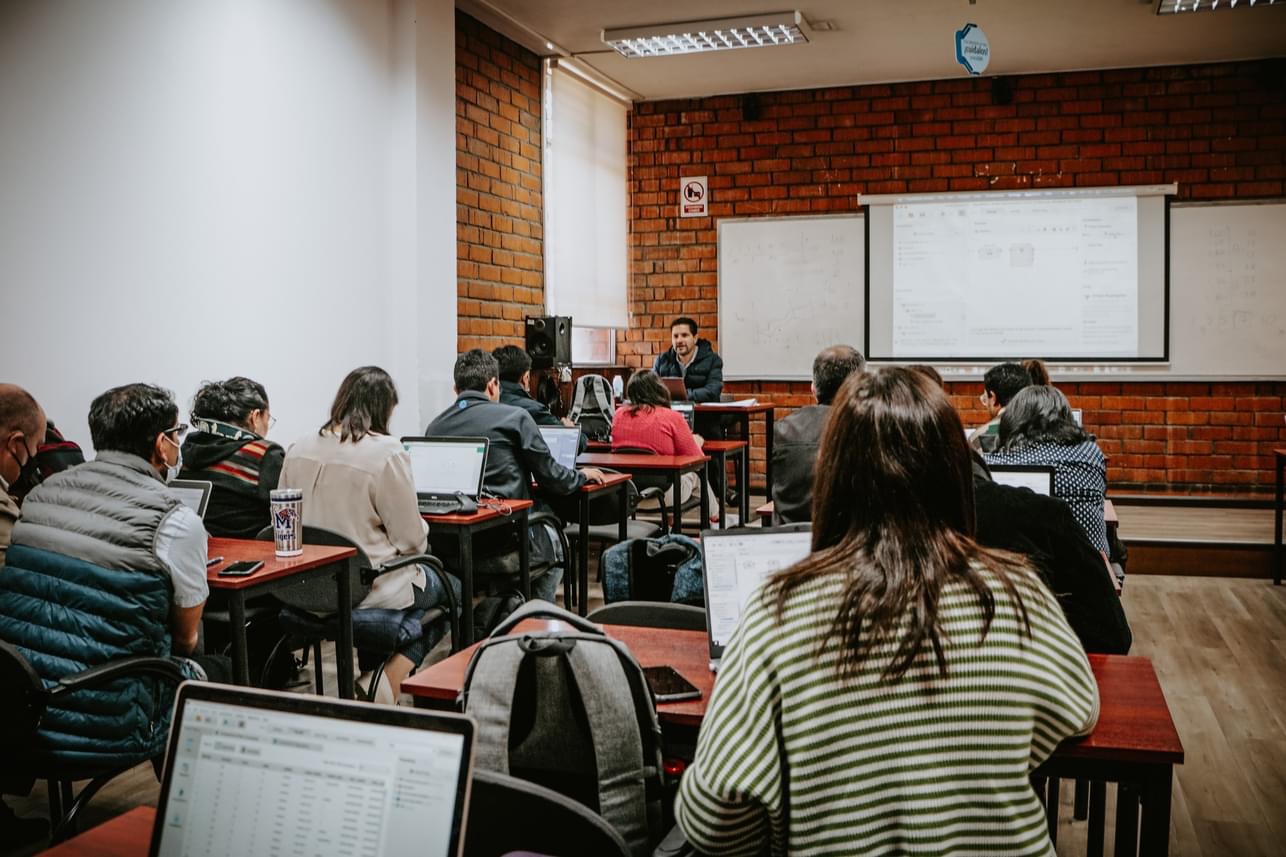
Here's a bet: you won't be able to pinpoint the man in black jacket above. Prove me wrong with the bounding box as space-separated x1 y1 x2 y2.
771 345 865 524
654 316 727 500
493 344 586 453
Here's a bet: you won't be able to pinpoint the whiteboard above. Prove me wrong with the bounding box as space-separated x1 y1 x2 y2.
717 214 864 380
714 202 1285 380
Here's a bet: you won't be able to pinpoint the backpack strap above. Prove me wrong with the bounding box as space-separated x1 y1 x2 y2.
488 597 604 638
564 639 650 857
569 376 590 421
458 639 524 776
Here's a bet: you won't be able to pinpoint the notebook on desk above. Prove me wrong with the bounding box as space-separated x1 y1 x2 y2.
538 425 581 471
989 464 1056 496
402 436 489 515
660 376 688 401
168 479 213 519
148 682 475 857
701 524 813 672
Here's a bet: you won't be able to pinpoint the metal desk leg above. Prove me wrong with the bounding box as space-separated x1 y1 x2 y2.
228 593 249 685
335 564 354 700
459 530 475 644
1087 779 1106 857
764 408 775 500
578 494 590 615
1275 453 1283 585
1045 777 1060 846
671 470 684 535
739 448 750 521
715 452 727 529
618 483 628 542
517 508 531 603
1074 778 1089 820
699 466 710 530
1114 782 1140 857
1139 766 1173 857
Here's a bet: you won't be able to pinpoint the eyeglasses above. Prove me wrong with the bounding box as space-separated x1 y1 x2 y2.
268 415 277 429
162 423 191 444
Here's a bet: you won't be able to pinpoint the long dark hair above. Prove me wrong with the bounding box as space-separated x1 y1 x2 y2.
625 369 671 415
323 366 397 443
771 367 1031 681
191 377 269 430
998 385 1090 451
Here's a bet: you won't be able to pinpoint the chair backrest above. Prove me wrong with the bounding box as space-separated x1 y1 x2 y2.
587 601 707 632
569 374 615 442
254 525 369 614
0 640 48 790
601 534 705 606
460 601 665 857
464 769 631 857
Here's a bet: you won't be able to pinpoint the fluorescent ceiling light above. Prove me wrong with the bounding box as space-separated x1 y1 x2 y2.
1156 0 1276 12
602 11 809 58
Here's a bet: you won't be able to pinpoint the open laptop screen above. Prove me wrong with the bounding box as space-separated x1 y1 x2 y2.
168 479 212 519
702 526 812 657
538 426 581 472
402 438 488 498
151 686 473 857
989 464 1056 496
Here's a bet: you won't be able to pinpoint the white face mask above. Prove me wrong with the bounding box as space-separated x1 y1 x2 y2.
162 433 183 484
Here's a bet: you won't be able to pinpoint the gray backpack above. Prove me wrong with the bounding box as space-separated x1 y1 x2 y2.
459 601 665 857
569 373 615 442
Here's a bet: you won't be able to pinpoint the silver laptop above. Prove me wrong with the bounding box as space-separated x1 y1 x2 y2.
701 524 812 672
671 402 696 430
168 479 213 519
149 683 475 857
989 464 1056 496
1071 408 1083 427
538 425 581 471
402 436 489 515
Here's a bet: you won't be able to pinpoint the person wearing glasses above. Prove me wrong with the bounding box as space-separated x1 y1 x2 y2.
179 377 284 538
968 361 1032 453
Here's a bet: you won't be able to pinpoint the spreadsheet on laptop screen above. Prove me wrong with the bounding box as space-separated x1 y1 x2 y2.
538 427 580 472
704 531 812 650
155 699 466 857
405 441 486 495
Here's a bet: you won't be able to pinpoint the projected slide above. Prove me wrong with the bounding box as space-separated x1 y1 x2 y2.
893 197 1137 356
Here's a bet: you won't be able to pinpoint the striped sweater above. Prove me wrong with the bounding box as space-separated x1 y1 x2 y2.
676 564 1099 856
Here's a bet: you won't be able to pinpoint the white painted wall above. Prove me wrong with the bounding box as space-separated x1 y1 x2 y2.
0 0 457 451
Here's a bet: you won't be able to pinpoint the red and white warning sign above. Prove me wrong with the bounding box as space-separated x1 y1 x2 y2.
680 175 709 218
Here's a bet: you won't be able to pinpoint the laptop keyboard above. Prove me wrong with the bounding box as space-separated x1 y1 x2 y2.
418 498 462 515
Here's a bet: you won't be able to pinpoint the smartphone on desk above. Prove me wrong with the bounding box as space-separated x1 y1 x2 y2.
642 665 701 703
217 560 264 577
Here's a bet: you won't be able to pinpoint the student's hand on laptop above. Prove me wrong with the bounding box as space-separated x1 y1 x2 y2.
693 433 705 447
561 416 576 427
579 467 608 484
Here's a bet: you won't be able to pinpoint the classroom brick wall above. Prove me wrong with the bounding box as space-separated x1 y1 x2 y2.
623 60 1286 493
456 12 543 352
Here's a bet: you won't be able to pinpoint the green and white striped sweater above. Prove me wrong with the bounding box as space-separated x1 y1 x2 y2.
676 565 1099 856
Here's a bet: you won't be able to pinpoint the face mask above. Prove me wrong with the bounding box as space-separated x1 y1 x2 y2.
11 453 41 496
162 434 183 484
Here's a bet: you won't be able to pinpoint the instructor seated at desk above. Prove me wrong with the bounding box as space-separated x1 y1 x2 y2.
653 316 723 403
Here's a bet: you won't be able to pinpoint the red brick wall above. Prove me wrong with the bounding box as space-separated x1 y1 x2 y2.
456 12 543 352
624 61 1286 493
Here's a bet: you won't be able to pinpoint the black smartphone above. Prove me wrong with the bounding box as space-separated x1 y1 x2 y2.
217 560 264 577
642 665 701 703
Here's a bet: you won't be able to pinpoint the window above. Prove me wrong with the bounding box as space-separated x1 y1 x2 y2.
543 62 629 331
573 326 615 365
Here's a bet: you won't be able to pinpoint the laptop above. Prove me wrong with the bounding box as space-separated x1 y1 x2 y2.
401 436 489 515
989 464 1056 496
700 524 813 672
671 402 696 430
148 683 475 857
660 376 688 401
168 479 213 519
1071 408 1083 427
538 425 582 471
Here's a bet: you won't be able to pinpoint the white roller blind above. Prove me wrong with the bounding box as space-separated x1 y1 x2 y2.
544 65 628 329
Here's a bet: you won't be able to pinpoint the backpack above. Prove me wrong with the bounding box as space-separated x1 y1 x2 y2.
460 601 666 857
569 374 615 442
471 589 526 638
601 535 704 606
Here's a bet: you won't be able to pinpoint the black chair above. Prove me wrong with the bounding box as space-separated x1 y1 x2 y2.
0 640 185 844
614 447 701 535
464 769 631 857
254 526 459 699
562 475 664 610
588 601 707 632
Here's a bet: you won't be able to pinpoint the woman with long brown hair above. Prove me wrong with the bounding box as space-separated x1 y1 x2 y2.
676 367 1098 856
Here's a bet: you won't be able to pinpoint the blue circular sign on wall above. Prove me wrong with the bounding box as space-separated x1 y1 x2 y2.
955 23 990 76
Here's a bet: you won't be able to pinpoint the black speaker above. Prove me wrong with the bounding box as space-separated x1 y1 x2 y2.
525 316 572 368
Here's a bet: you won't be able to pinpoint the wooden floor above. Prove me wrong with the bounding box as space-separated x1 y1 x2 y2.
7 573 1286 856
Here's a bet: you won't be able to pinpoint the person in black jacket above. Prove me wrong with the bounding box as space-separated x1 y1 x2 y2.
653 316 727 500
771 345 865 524
493 344 586 452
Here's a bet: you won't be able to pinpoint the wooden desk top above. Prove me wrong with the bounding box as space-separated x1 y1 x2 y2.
206 538 356 591
421 498 534 525
693 402 775 415
403 619 713 727
577 452 709 471
580 471 633 494
1104 499 1119 526
701 439 749 453
39 805 153 856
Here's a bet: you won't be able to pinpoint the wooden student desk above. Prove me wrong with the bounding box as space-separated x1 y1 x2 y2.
577 451 710 534
564 472 632 616
693 401 776 497
423 500 533 644
585 440 748 526
206 538 357 697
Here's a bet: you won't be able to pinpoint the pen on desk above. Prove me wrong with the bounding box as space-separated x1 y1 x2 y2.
206 556 225 567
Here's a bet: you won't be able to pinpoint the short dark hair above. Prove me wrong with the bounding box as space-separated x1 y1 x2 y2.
983 362 1031 407
89 383 179 461
670 316 698 336
812 346 866 405
492 345 532 384
0 384 43 437
625 369 672 414
324 367 397 443
454 349 499 393
191 377 269 429
998 385 1091 450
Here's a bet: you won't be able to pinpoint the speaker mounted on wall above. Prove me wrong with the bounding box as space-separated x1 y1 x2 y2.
525 316 573 369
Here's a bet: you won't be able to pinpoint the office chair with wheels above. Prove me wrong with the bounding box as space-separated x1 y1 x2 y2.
254 526 459 698
0 640 185 844
587 602 707 632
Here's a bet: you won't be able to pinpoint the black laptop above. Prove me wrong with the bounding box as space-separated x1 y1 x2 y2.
402 436 489 515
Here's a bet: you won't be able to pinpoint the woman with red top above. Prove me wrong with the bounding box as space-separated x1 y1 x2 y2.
612 369 704 504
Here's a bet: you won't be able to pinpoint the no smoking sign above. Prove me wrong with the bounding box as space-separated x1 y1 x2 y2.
680 175 708 218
